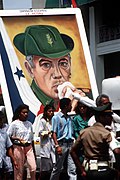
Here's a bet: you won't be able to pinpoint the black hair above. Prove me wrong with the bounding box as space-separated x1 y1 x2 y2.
96 94 109 106
74 101 92 118
43 104 55 120
60 98 71 110
12 104 29 121
95 112 113 127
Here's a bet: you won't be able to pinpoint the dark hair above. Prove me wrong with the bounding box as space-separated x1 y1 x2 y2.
12 104 29 121
74 101 92 119
96 94 109 106
60 98 71 110
95 112 112 127
43 104 55 120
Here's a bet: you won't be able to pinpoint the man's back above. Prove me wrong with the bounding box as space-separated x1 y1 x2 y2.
80 122 111 160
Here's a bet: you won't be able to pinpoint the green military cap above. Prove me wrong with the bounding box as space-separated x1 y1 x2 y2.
13 25 74 58
91 102 113 115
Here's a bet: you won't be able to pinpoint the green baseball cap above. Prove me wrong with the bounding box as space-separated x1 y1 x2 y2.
13 25 74 58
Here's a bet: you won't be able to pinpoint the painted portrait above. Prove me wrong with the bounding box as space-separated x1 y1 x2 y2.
0 8 98 124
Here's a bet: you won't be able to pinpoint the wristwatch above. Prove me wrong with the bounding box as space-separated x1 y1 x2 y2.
55 144 59 148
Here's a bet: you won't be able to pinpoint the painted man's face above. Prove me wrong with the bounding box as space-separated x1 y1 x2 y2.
30 55 71 99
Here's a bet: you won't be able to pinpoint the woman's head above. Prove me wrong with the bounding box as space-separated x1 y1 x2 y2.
12 104 29 121
43 104 55 120
74 101 92 118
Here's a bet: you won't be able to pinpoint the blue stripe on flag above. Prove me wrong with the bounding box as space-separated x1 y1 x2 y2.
0 33 35 123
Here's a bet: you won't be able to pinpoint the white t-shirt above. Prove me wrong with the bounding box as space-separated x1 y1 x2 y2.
109 132 120 150
7 119 34 143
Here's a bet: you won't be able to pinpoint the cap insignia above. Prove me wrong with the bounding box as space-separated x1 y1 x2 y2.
46 34 53 47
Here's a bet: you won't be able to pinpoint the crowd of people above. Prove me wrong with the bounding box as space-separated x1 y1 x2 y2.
1 23 120 180
1 90 120 180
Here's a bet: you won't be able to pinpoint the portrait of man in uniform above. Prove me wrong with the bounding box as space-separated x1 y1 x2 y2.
13 25 74 111
0 9 98 123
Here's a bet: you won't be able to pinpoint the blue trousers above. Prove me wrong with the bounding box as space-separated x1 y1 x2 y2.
50 142 77 180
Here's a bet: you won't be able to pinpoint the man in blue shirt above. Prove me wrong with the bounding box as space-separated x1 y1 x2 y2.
50 98 77 180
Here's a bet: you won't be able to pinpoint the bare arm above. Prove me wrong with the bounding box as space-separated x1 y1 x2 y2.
70 136 86 177
114 148 120 154
7 147 18 169
52 132 62 155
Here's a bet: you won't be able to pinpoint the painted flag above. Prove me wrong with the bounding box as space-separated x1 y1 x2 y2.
0 17 41 124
